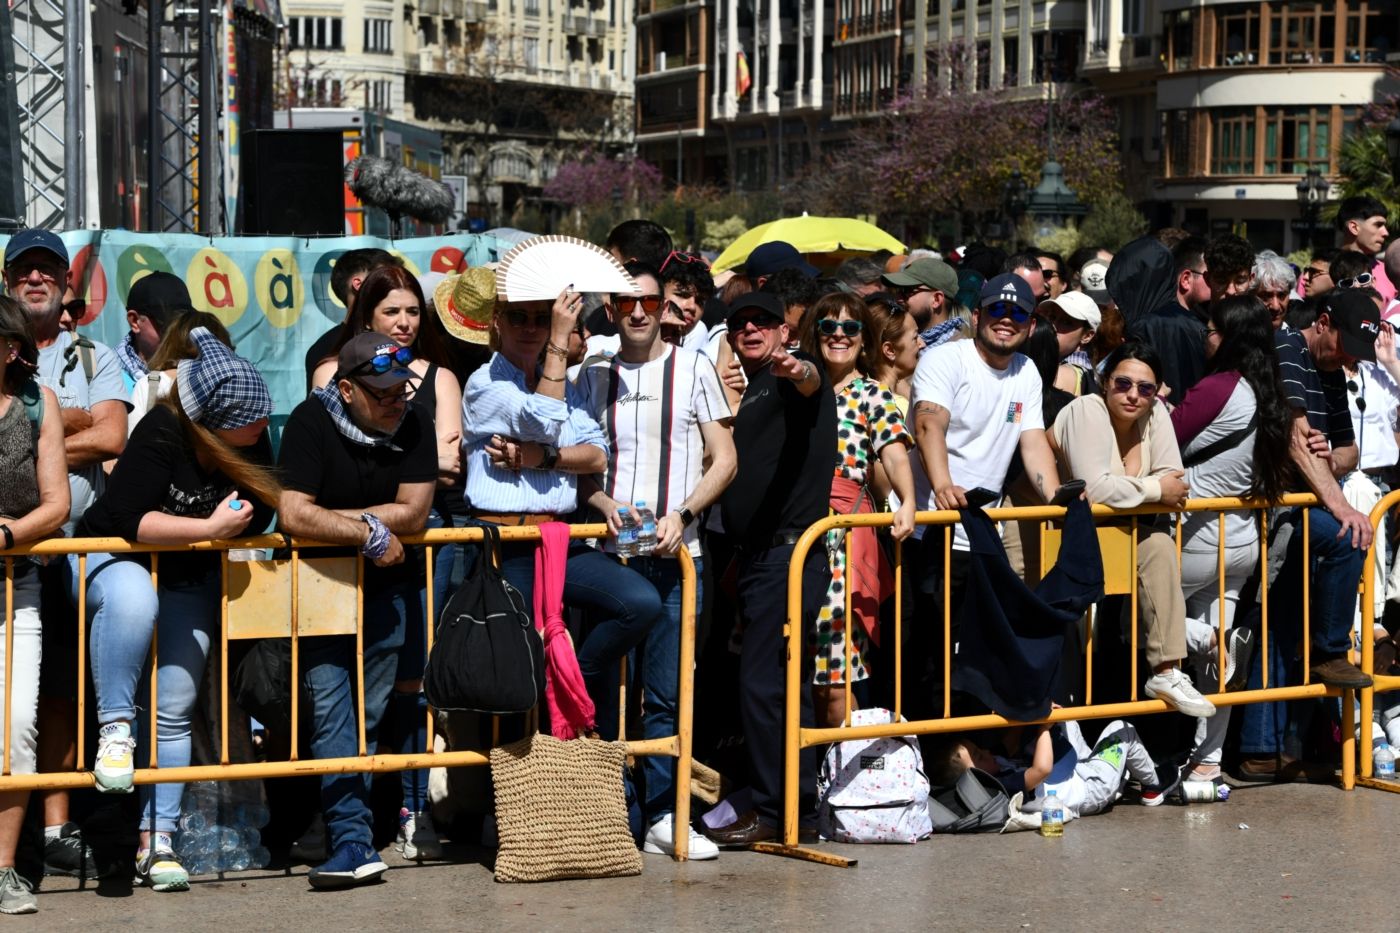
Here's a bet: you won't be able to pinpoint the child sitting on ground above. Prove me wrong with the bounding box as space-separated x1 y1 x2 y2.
935 719 1182 823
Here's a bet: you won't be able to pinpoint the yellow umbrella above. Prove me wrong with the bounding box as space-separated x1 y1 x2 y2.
712 214 906 273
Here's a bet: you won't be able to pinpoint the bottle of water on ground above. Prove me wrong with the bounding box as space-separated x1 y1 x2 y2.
1376 742 1397 780
635 503 657 555
175 781 272 875
1039 789 1064 837
617 507 639 557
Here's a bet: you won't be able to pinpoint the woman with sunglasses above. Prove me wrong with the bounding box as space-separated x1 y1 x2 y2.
311 263 459 861
1170 295 1292 785
797 292 916 726
73 330 279 892
1050 339 1216 721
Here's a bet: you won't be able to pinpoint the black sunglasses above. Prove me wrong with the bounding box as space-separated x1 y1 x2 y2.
615 294 664 315
1110 376 1158 399
983 302 1032 324
352 346 413 375
731 311 783 330
504 309 551 328
817 318 863 337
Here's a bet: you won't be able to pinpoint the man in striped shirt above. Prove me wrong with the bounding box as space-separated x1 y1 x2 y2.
578 262 737 860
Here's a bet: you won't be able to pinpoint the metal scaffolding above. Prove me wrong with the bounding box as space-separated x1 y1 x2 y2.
147 0 218 233
10 0 85 229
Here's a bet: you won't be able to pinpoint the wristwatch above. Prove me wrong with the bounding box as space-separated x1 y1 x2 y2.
676 507 695 528
538 443 560 470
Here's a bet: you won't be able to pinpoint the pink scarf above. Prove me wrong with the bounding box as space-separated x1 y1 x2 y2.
533 522 596 739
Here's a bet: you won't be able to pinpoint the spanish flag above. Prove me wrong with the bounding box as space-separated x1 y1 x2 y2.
736 50 752 98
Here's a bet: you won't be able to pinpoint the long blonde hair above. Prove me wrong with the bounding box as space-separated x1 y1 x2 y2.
165 385 283 508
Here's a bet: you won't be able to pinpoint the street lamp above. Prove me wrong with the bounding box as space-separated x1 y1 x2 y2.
1026 83 1087 233
1002 170 1028 246
1295 167 1329 251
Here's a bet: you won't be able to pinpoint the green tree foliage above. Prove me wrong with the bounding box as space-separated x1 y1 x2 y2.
1077 192 1150 252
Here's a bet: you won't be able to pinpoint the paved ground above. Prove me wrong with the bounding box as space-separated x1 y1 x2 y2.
34 781 1394 932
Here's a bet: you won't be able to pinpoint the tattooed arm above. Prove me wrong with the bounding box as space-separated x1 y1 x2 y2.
1017 428 1062 504
914 400 968 510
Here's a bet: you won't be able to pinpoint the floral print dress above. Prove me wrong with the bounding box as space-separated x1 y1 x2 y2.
813 376 911 685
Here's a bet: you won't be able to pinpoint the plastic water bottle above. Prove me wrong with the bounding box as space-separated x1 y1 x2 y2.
616 507 640 557
635 503 658 556
1376 742 1397 780
1039 789 1064 837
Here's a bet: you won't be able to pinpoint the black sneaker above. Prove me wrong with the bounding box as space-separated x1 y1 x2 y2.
43 823 97 878
1141 762 1183 807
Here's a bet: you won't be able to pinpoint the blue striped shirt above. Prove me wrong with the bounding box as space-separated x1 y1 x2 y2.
461 353 608 513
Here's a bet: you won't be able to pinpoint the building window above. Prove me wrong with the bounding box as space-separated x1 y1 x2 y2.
1165 111 1192 178
1345 0 1398 63
1123 0 1144 36
363 18 393 54
524 36 539 70
1269 2 1334 64
975 40 990 90
525 0 539 13
1090 0 1110 54
1216 5 1260 66
1211 109 1254 175
1002 35 1018 86
1163 10 1193 72
1034 29 1081 82
287 16 343 50
366 80 393 113
1262 106 1329 175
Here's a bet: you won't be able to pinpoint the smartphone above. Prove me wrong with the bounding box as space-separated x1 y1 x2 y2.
963 487 1001 509
1049 479 1086 507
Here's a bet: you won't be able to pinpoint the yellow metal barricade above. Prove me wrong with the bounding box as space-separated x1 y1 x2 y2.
1355 488 1400 792
780 493 1364 849
0 524 699 861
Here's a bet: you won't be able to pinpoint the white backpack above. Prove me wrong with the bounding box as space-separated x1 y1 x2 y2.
816 708 932 844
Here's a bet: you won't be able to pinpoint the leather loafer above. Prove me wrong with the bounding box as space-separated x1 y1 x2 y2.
702 810 818 848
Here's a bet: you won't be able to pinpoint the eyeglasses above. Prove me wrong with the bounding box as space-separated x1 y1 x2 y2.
503 309 551 328
352 346 413 376
614 294 664 315
353 379 413 405
1040 266 1061 281
1303 267 1330 281
1110 376 1159 399
1339 272 1375 289
983 301 1032 324
659 251 710 274
730 312 783 331
817 318 863 337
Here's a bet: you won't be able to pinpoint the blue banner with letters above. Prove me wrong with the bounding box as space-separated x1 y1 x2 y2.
2 230 513 419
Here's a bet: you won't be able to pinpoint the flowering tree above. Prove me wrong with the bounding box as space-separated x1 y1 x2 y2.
544 151 664 211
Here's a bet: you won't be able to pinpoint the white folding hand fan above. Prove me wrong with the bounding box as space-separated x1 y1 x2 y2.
497 235 640 301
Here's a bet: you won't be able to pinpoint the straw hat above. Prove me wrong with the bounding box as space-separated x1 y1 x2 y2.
434 266 497 345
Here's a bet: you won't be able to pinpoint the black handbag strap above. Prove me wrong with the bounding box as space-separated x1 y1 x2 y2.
1181 411 1258 468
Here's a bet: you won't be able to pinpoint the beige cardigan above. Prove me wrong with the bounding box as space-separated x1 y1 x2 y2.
1050 394 1184 509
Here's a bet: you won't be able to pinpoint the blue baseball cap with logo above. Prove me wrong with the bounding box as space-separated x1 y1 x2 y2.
979 272 1036 314
3 229 68 269
744 241 818 280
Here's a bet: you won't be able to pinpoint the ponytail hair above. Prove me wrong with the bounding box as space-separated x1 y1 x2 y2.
166 384 283 509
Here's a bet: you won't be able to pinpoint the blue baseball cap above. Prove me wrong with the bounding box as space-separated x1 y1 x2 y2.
3 229 68 269
745 241 818 280
979 273 1036 314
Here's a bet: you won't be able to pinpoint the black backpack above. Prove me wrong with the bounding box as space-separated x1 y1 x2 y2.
423 525 545 714
927 767 1010 834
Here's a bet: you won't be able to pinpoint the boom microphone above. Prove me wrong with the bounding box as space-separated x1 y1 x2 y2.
345 156 455 224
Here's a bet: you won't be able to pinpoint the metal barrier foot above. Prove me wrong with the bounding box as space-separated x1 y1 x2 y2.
748 842 857 868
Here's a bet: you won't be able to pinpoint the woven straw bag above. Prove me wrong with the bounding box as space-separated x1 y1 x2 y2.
490 733 642 882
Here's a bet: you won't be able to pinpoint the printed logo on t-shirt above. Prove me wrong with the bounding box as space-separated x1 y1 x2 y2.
1005 401 1023 424
617 391 659 405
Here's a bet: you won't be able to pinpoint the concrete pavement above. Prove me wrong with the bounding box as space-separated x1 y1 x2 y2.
33 782 1392 932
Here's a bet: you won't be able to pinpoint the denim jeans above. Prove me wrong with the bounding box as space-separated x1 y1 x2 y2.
303 579 417 852
463 522 665 726
1239 506 1364 756
68 552 220 833
625 554 703 822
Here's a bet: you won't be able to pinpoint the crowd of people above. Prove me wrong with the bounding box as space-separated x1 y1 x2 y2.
0 195 1394 907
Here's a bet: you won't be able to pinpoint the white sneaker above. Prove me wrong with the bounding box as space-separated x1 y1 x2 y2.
93 722 135 794
1145 667 1217 718
396 808 443 861
643 814 719 861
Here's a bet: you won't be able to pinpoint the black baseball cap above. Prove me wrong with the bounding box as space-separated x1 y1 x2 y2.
745 241 818 280
4 229 68 268
980 273 1036 315
338 333 417 390
1322 289 1380 363
127 271 195 329
728 292 785 324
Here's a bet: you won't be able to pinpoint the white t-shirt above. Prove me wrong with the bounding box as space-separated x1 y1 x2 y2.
577 344 732 556
909 339 1044 546
1347 362 1400 472
128 370 174 437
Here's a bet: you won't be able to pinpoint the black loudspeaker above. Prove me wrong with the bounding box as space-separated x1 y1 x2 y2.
241 129 344 235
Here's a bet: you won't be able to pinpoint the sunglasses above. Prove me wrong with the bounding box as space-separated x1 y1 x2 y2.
352 346 413 376
1303 267 1330 280
1110 376 1158 399
615 294 664 315
817 318 863 337
503 309 551 328
731 312 783 330
1339 272 1375 289
983 301 1032 324
659 251 710 274
61 299 83 316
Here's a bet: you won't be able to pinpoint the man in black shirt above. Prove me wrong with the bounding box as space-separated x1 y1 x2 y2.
303 249 401 391
704 292 835 847
278 333 436 888
1111 235 1207 398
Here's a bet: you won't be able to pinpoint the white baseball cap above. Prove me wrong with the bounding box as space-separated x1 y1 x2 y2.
1038 291 1101 330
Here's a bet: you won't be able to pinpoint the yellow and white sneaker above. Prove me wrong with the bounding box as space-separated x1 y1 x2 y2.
94 722 135 794
136 838 190 893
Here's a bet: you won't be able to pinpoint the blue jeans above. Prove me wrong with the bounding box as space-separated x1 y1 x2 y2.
463 523 665 730
1239 506 1364 756
68 552 219 833
626 555 703 822
303 580 417 852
